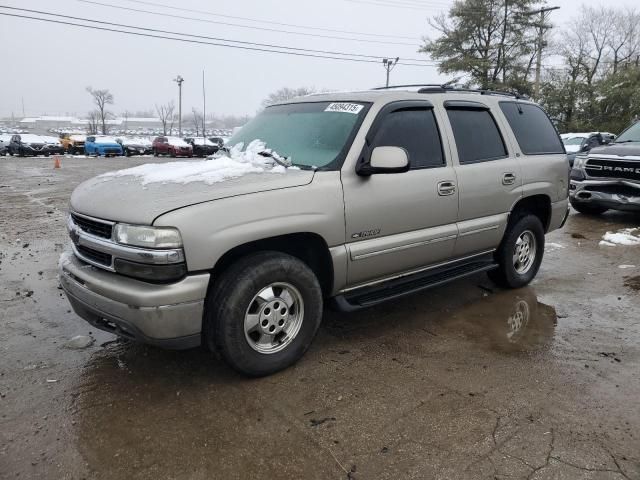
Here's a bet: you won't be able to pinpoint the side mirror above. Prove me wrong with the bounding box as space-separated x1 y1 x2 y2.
357 146 410 176
581 144 591 152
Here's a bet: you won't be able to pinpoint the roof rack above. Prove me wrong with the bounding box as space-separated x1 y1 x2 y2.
374 84 528 100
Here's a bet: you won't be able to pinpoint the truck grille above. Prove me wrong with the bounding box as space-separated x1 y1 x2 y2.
76 245 112 267
585 158 640 181
71 213 113 239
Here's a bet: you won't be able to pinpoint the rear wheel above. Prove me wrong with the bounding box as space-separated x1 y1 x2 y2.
570 199 608 215
204 251 323 377
488 214 545 289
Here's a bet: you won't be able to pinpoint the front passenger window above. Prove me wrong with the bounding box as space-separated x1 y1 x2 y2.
372 108 444 169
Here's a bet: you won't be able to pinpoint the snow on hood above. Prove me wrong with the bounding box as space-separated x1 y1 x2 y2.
190 138 215 146
71 139 313 224
70 134 86 141
18 134 48 143
599 228 640 246
99 140 292 186
166 136 190 147
92 136 119 144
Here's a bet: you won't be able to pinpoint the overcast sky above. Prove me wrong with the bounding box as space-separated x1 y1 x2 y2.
0 0 637 119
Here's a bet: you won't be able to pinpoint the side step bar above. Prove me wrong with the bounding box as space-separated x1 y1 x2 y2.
332 255 498 312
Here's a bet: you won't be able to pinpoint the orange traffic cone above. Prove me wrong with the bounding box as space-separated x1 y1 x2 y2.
53 156 61 169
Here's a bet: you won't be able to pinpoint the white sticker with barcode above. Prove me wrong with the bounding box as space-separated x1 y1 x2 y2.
324 103 364 114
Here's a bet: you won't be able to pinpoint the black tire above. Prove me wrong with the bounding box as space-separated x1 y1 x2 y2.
153 148 158 157
569 199 608 215
204 251 323 377
488 214 545 289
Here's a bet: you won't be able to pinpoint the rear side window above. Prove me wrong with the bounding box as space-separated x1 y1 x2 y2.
446 109 507 164
499 102 564 155
372 108 444 169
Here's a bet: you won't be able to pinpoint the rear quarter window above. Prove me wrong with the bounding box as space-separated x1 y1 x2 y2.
499 102 564 155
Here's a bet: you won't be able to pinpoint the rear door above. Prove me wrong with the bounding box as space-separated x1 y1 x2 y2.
342 101 459 286
441 100 523 257
498 101 568 206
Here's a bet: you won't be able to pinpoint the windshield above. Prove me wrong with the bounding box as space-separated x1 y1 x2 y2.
562 136 586 146
615 121 640 143
227 101 369 169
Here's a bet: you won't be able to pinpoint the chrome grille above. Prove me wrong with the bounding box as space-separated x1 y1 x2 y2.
585 158 640 181
71 213 113 239
76 245 112 267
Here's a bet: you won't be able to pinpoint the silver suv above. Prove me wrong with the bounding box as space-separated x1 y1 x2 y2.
59 87 570 376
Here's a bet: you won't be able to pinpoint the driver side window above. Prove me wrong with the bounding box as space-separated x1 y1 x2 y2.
372 108 445 169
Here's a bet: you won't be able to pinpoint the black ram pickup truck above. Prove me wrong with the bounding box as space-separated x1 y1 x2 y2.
570 120 640 214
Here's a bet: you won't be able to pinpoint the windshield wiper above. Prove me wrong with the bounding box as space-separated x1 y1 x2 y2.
258 150 292 168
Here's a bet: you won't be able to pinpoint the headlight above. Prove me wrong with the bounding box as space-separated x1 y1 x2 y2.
573 155 588 170
113 224 182 249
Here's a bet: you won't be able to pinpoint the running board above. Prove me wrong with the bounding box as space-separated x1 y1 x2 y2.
332 255 498 312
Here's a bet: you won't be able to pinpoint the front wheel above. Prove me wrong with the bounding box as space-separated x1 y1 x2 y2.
204 251 323 377
488 214 545 289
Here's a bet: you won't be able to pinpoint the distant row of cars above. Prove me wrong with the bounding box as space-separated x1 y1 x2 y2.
1 134 227 158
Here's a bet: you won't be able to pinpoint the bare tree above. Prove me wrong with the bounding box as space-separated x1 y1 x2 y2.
261 87 316 108
191 108 204 136
155 101 175 136
86 110 100 135
86 87 114 134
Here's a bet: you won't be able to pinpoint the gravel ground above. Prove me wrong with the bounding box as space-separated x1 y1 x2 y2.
1 156 639 480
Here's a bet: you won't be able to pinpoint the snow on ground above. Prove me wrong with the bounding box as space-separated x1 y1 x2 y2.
618 265 636 269
600 228 640 246
545 242 566 251
99 140 290 186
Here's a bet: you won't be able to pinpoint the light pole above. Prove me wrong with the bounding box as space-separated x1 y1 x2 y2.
382 57 399 88
173 75 184 136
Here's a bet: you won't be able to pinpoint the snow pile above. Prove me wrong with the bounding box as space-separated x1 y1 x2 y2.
599 228 640 246
99 140 291 186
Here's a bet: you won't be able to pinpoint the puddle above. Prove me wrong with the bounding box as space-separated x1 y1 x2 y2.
444 288 557 353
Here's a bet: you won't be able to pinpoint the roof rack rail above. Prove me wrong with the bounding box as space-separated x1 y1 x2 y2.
373 83 528 100
372 84 445 90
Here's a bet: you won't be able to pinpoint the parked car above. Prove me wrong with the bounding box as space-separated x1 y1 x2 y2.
60 87 569 376
184 137 218 157
570 119 640 214
0 134 10 155
561 132 613 167
152 136 193 157
40 136 65 156
60 134 87 154
118 137 152 156
208 137 225 148
84 136 124 157
8 134 60 157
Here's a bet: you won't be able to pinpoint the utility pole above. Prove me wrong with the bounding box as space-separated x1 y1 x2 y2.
382 57 399 87
524 6 560 100
173 75 184 136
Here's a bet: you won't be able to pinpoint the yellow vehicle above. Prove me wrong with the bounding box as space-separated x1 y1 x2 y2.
59 133 86 154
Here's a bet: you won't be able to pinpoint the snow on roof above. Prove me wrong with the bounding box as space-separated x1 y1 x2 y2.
91 136 119 144
99 140 289 185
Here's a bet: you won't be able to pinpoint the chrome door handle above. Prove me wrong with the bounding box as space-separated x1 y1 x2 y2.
437 181 456 196
502 173 516 185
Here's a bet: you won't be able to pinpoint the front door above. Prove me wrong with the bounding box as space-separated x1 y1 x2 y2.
342 102 459 286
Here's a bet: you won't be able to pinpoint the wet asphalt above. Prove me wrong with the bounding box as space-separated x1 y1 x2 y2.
0 156 639 480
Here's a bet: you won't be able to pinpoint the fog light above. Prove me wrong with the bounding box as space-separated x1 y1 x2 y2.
114 258 187 282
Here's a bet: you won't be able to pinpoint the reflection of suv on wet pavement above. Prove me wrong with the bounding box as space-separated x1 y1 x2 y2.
59 87 569 376
570 120 640 214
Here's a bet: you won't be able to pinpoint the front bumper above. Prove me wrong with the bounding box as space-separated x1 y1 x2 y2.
59 252 210 349
570 178 640 211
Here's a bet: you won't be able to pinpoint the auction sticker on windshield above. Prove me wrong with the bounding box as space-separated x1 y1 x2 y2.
325 103 364 114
